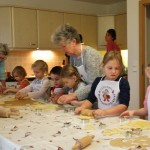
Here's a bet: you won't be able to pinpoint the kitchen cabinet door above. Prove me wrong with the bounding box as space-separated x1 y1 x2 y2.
12 7 38 49
64 13 81 33
0 7 12 47
38 10 64 49
81 15 97 49
115 14 127 50
98 16 115 50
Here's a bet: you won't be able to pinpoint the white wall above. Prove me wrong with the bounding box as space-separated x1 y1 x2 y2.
0 0 126 15
127 0 140 109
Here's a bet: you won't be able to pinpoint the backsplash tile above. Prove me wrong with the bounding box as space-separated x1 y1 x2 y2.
5 50 64 76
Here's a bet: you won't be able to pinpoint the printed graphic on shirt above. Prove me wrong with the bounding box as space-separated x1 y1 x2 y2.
98 86 116 106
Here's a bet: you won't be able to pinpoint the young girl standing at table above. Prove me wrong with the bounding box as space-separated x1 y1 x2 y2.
75 51 130 117
4 66 30 93
120 64 150 120
58 65 87 106
15 60 50 101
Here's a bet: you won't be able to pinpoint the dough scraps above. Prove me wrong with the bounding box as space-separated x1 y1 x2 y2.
110 136 150 149
1 97 42 106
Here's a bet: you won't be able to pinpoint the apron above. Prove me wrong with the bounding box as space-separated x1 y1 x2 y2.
148 92 150 120
95 77 121 110
74 44 88 83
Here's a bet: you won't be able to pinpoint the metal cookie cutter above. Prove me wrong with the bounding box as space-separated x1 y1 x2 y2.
125 130 133 137
64 106 76 113
131 128 142 135
63 122 71 127
99 122 106 128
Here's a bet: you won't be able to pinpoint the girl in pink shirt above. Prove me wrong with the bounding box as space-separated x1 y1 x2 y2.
120 65 150 120
105 29 120 51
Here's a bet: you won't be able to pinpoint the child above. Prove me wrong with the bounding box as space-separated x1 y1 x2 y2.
0 43 9 92
15 60 50 101
57 65 88 106
49 66 64 103
75 51 130 117
120 64 150 120
105 29 120 51
4 66 30 93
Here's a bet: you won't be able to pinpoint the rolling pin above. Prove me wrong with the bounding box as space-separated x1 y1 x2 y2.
72 135 95 150
0 107 20 118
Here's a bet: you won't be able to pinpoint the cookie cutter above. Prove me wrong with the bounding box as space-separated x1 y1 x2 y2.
99 122 106 128
131 128 142 135
125 128 142 138
64 106 76 113
63 122 71 127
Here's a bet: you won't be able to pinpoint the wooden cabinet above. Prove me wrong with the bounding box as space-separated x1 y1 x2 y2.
98 16 115 49
38 10 64 49
0 7 12 47
81 15 97 49
64 13 81 33
115 14 127 50
0 7 98 50
12 7 38 49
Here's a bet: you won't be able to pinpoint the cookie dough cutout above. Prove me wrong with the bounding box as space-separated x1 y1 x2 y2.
81 109 94 117
78 115 94 119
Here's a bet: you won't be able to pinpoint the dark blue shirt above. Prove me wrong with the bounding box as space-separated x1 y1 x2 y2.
87 77 130 107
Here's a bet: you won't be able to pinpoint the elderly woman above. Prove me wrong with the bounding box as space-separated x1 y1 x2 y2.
51 24 102 104
0 43 9 92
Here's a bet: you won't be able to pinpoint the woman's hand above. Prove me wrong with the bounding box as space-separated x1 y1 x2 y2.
120 110 135 118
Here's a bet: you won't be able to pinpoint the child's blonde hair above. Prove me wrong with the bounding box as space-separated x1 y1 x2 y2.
103 51 124 73
12 66 27 77
60 65 81 81
32 60 48 75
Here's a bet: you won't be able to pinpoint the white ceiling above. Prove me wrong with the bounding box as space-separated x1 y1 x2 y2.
73 0 126 5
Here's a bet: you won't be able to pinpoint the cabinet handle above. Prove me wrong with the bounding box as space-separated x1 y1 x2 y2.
30 43 36 46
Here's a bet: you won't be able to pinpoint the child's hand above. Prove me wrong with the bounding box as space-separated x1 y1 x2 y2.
50 93 62 103
0 86 6 94
15 93 28 100
3 89 9 94
58 93 76 104
120 110 135 118
75 107 84 114
93 109 106 117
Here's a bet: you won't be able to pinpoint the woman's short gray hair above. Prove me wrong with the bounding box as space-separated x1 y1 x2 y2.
51 24 81 45
0 43 9 55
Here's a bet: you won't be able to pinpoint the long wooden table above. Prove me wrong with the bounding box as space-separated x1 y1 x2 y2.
0 95 150 150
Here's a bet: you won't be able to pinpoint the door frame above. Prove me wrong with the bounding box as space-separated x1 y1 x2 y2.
139 0 150 107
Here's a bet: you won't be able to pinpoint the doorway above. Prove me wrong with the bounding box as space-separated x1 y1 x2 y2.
139 0 150 107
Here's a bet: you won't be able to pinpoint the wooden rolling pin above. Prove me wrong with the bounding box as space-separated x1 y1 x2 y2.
0 107 20 118
72 135 95 150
